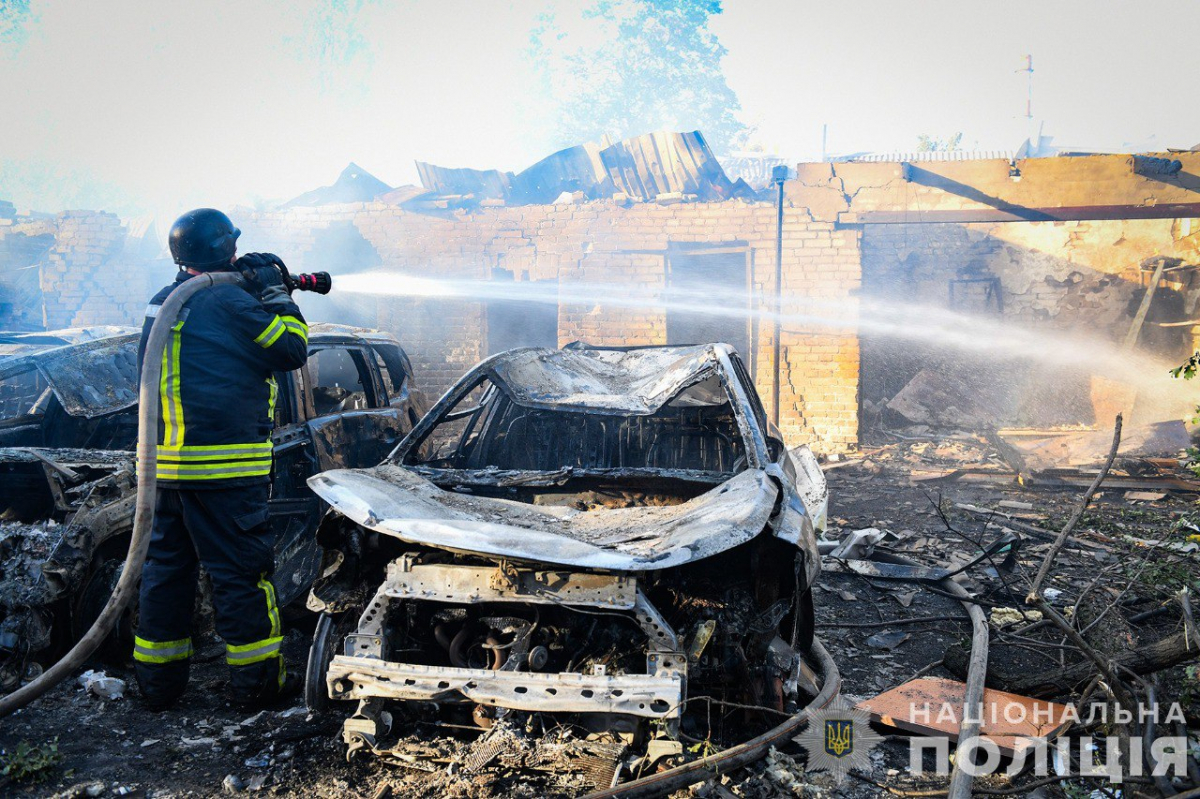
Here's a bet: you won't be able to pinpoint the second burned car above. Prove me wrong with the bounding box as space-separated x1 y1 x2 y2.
0 324 427 689
305 343 829 769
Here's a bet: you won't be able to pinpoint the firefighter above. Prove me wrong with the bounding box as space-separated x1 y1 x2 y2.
134 208 308 711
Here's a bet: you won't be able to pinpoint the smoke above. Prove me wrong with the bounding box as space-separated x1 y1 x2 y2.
0 0 552 219
7 0 1200 222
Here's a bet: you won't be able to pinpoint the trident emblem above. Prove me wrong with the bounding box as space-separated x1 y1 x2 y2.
824 719 854 758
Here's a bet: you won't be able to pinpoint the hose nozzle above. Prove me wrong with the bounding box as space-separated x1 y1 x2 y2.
289 272 332 294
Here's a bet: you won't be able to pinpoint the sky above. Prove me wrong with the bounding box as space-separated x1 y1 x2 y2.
2 0 1198 221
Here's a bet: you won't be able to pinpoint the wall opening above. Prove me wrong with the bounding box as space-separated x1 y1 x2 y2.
301 221 382 329
666 242 751 358
486 268 558 355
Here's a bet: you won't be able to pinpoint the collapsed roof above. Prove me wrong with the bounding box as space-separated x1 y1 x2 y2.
415 130 756 205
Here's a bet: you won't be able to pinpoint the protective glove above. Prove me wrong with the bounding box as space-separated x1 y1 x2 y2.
235 253 290 295
258 284 296 315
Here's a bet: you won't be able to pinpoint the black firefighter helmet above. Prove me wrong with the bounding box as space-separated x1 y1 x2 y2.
168 208 240 271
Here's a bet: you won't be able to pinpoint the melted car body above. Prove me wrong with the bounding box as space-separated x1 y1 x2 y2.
307 343 827 766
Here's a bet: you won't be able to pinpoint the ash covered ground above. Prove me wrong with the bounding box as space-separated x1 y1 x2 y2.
2 437 1196 799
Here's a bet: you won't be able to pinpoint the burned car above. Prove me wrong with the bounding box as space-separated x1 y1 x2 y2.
0 326 142 364
0 323 427 690
306 343 828 768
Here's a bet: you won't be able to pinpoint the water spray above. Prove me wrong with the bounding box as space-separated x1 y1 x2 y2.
332 271 1194 422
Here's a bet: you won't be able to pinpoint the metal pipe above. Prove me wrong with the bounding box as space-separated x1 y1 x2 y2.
772 176 785 427
580 637 840 799
0 271 243 717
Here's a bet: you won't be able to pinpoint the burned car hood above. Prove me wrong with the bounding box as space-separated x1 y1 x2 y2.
0 332 140 419
309 464 779 571
488 345 720 415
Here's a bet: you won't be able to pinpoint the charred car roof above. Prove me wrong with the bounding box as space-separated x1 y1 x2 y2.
307 342 791 571
484 343 728 415
0 330 141 419
0 323 406 421
0 326 140 359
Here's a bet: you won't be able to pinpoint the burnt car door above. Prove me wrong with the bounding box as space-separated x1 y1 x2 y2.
304 343 407 472
271 340 418 606
268 368 326 607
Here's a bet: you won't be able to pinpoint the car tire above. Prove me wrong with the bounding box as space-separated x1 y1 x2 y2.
305 612 337 712
73 554 138 664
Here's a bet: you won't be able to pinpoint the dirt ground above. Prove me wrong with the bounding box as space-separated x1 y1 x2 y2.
2 437 1197 798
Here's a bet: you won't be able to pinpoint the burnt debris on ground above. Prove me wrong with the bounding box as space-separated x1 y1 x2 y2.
3 422 1198 797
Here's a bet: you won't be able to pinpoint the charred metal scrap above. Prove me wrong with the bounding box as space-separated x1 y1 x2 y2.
304 343 833 779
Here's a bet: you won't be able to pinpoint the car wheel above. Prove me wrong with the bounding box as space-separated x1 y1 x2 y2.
305 612 338 712
73 555 138 663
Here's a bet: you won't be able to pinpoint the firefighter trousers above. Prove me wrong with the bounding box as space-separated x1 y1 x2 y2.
133 484 285 703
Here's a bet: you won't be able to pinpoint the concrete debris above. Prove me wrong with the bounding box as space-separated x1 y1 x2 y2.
826 527 890 559
865 630 910 650
989 607 1042 627
1001 419 1190 472
1124 490 1166 501
179 736 218 748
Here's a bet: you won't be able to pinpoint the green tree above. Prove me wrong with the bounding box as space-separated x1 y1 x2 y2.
528 0 746 154
0 1 33 55
916 132 963 152
1172 353 1200 477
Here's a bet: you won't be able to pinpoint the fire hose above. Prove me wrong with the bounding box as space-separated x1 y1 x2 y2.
582 637 840 799
0 265 331 718
583 547 990 799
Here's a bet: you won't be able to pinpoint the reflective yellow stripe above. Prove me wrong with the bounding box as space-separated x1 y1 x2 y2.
158 442 273 462
280 315 308 344
267 377 278 422
159 319 186 448
156 462 273 480
259 575 281 637
226 635 283 666
159 442 274 452
253 316 285 348
155 440 273 480
256 574 285 688
134 635 192 664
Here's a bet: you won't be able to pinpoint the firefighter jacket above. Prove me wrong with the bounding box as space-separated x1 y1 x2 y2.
138 271 309 487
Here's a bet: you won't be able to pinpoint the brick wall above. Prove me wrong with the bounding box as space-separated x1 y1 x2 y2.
863 218 1200 331
0 209 162 330
859 217 1200 411
239 199 861 453
0 213 55 329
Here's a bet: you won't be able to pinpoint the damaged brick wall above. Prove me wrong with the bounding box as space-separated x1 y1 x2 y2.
239 200 861 453
0 206 55 329
0 207 162 330
858 218 1200 410
863 219 1198 332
